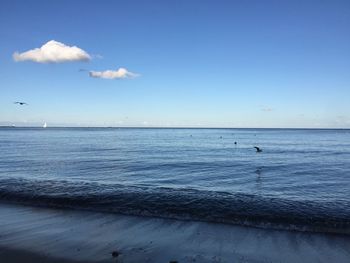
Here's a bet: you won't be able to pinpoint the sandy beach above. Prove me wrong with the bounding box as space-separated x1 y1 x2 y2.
0 203 349 263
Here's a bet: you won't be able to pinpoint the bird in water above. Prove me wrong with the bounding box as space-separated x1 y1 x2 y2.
254 146 262 152
14 101 28 105
234 141 237 145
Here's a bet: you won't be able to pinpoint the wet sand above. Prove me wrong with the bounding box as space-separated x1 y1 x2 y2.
0 203 349 263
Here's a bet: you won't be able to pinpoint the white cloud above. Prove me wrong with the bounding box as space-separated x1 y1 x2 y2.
89 68 139 79
259 105 274 112
261 107 273 112
13 40 91 63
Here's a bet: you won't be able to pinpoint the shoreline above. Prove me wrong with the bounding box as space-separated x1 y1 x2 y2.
0 203 349 263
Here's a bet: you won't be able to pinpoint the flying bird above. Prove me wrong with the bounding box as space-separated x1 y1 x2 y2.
14 102 28 105
254 146 262 152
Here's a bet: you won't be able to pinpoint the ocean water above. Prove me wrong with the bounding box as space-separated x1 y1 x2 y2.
0 127 350 233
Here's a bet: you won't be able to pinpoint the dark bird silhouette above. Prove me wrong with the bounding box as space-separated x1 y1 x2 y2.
14 102 28 105
254 146 262 152
234 141 237 145
255 168 262 175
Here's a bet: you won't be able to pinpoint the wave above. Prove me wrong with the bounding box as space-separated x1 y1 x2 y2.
0 177 349 235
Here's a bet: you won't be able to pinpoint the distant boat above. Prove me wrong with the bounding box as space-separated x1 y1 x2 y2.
43 122 47 128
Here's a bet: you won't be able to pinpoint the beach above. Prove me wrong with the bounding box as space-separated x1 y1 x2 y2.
0 203 349 263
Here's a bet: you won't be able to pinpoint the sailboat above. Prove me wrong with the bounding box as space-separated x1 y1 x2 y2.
43 122 47 128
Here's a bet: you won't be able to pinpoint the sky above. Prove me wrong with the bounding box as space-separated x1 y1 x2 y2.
0 0 349 128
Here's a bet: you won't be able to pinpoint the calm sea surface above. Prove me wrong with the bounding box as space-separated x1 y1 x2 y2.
1 128 350 233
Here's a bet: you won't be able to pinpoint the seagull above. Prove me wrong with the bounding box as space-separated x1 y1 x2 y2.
254 146 262 152
14 102 28 105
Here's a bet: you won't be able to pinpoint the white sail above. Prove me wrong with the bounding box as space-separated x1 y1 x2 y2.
43 122 47 128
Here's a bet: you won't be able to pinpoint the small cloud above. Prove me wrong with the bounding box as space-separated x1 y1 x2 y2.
89 68 139 79
13 40 91 63
259 105 273 112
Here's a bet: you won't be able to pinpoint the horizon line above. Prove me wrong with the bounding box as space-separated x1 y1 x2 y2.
1 126 349 130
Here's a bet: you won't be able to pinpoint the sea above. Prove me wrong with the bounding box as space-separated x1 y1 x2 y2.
0 127 349 234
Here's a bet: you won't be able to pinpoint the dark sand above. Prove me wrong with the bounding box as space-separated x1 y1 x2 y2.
0 203 349 263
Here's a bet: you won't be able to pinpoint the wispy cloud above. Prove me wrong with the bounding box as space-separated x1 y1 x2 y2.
13 40 91 63
261 107 273 112
259 105 274 112
89 68 139 79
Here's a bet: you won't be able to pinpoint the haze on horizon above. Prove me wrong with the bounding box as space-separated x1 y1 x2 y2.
0 0 349 128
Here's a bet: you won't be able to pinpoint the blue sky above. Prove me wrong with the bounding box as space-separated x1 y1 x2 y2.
0 0 349 128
